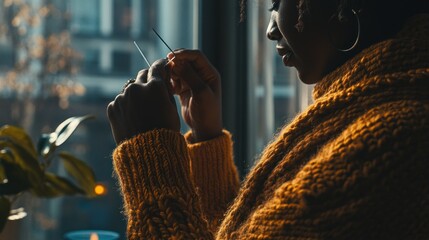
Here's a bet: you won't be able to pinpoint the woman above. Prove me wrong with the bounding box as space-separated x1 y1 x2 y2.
107 0 429 239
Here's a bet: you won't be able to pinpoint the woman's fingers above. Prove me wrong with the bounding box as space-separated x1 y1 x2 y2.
135 69 149 84
147 59 177 104
107 94 128 144
148 59 170 83
172 61 207 94
106 57 186 144
169 49 221 96
168 49 207 70
169 49 216 74
135 58 170 85
171 77 190 95
167 48 186 59
164 49 223 142
134 59 173 95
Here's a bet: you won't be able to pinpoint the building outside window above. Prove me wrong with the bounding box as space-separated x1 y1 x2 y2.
0 0 313 239
113 0 132 37
69 0 100 36
112 51 131 74
80 49 100 75
0 0 197 239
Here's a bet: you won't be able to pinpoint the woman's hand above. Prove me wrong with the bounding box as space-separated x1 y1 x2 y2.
168 49 222 142
107 59 180 145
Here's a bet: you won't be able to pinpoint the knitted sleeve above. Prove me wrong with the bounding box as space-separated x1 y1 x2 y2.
233 101 429 239
113 129 214 239
185 130 240 231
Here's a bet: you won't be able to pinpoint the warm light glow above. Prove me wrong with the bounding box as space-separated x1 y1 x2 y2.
94 184 106 196
90 233 99 240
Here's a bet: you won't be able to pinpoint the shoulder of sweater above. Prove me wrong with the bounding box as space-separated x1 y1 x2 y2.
356 100 428 127
338 99 429 148
291 100 429 196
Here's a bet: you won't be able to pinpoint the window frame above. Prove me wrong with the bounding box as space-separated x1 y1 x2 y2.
199 0 313 175
199 0 249 176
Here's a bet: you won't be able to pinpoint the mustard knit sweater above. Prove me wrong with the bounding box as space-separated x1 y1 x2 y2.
113 15 429 239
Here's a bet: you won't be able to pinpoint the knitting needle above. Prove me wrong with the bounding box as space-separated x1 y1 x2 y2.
133 41 151 67
152 28 176 64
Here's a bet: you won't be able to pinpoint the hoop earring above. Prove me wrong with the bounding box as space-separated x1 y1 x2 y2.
328 9 361 52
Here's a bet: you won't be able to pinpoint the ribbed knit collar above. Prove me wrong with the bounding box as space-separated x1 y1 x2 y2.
313 14 429 100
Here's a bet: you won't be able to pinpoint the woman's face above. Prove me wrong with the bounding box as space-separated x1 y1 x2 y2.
266 0 343 84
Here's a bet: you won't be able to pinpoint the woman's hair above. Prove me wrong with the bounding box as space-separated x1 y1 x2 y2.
240 0 428 31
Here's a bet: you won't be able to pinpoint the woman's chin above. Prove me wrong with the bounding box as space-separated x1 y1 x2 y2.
296 70 321 85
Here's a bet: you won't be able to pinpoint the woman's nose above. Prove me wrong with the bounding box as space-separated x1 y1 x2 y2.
266 18 280 41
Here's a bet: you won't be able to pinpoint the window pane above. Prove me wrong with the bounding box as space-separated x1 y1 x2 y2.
0 0 197 239
81 49 100 74
69 0 100 36
113 0 131 37
112 51 131 74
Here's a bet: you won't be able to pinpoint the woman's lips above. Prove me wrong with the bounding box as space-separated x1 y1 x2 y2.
282 51 294 67
277 47 295 67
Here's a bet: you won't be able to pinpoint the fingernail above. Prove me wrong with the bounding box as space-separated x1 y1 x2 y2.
167 52 175 59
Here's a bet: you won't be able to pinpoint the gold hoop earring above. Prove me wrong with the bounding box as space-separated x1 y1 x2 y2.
328 9 361 52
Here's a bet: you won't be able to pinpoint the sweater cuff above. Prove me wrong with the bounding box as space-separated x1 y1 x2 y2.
113 129 195 206
185 130 239 212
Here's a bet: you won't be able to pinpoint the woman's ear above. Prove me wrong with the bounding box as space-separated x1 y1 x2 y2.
326 9 361 53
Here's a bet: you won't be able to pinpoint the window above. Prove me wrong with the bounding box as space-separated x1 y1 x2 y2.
0 0 197 239
113 0 132 37
112 51 131 74
69 0 100 36
246 2 314 163
81 49 100 74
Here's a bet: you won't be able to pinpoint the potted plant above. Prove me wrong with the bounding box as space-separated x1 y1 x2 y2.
0 115 97 232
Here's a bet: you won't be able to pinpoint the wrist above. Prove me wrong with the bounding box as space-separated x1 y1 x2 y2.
191 129 223 143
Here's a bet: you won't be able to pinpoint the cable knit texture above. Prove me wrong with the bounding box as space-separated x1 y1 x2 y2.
185 130 240 232
113 15 429 239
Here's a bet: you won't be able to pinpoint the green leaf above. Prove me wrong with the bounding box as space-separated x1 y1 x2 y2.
44 172 85 196
31 182 61 198
0 150 13 163
37 115 94 157
0 160 31 195
0 142 43 189
0 197 11 232
0 125 37 160
59 152 96 197
54 115 94 147
32 172 85 198
0 163 6 184
37 133 57 157
8 208 27 221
